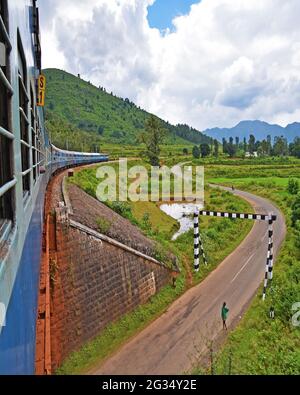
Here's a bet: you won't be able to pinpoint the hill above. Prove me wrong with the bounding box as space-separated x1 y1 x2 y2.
204 120 300 143
44 68 211 148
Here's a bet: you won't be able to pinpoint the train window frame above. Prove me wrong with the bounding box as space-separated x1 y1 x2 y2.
36 116 45 177
30 84 37 182
0 0 15 240
17 32 31 201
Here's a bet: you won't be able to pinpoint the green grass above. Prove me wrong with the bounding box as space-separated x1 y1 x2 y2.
210 176 299 189
192 163 300 375
131 201 179 234
55 161 253 374
205 164 300 180
93 143 195 160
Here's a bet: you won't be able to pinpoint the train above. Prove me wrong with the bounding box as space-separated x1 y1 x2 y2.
0 0 108 374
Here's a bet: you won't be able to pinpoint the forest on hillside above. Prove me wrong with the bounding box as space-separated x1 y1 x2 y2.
44 68 212 151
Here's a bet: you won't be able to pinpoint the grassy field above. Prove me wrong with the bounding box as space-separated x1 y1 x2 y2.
56 160 253 374
191 162 300 375
100 143 196 160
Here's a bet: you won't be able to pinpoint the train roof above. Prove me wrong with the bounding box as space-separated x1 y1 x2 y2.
51 144 107 156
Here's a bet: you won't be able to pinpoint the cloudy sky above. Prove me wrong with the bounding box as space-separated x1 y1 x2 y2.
40 0 300 131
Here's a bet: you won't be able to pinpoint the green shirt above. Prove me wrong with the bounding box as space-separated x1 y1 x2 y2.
221 306 229 320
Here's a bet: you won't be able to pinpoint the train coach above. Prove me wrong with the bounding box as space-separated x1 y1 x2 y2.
0 0 108 374
51 145 108 171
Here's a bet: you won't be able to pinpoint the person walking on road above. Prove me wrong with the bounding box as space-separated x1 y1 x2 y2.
221 302 229 330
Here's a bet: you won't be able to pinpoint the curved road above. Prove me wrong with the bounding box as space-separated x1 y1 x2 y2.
90 187 286 375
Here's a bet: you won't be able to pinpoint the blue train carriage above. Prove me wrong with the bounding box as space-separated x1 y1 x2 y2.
0 0 49 374
51 144 109 170
0 0 108 374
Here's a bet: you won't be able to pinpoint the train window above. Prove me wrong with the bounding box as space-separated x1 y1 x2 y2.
18 35 31 198
36 118 42 176
0 0 8 29
0 0 15 234
30 86 37 182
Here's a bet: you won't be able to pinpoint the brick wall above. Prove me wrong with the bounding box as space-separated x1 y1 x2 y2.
50 216 172 370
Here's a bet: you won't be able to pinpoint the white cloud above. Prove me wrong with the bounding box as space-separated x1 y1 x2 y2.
40 0 300 130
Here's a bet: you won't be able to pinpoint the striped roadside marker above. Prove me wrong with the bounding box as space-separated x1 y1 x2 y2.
267 214 274 281
263 213 275 300
194 212 199 272
194 211 207 272
199 211 277 221
262 259 269 301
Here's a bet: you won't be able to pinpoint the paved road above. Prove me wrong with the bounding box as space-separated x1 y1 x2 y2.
90 187 286 375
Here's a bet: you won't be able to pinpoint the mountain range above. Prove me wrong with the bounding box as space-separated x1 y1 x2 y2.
204 120 300 143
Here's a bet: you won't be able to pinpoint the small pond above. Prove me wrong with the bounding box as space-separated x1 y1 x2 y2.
160 203 204 240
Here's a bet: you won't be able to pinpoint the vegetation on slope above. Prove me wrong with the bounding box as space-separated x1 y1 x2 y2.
43 68 212 149
55 160 253 374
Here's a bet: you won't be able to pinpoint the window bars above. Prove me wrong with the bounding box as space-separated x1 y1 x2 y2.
0 0 15 233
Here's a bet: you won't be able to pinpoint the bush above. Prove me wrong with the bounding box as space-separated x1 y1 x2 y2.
287 179 299 195
110 201 132 218
142 213 152 233
291 193 300 227
96 218 111 234
206 229 218 240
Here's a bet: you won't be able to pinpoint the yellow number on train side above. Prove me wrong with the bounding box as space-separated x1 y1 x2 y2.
37 89 45 107
37 74 46 106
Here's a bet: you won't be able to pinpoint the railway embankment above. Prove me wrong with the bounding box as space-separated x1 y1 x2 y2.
35 168 177 374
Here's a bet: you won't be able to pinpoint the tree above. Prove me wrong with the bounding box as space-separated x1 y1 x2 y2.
291 193 300 248
200 143 211 158
173 123 212 145
267 134 272 155
243 137 247 153
260 139 269 156
183 148 189 155
222 138 228 154
273 136 288 156
210 140 214 155
213 139 219 157
227 137 237 158
255 140 261 152
192 145 200 159
141 116 166 166
290 137 300 158
248 134 256 154
98 126 104 135
235 137 240 148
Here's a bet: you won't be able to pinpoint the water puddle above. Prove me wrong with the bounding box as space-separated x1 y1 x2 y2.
160 203 204 240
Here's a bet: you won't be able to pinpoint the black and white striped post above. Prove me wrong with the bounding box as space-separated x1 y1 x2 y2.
262 260 269 301
263 213 274 300
267 213 274 280
199 211 276 221
197 210 277 300
194 210 207 272
194 211 200 272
